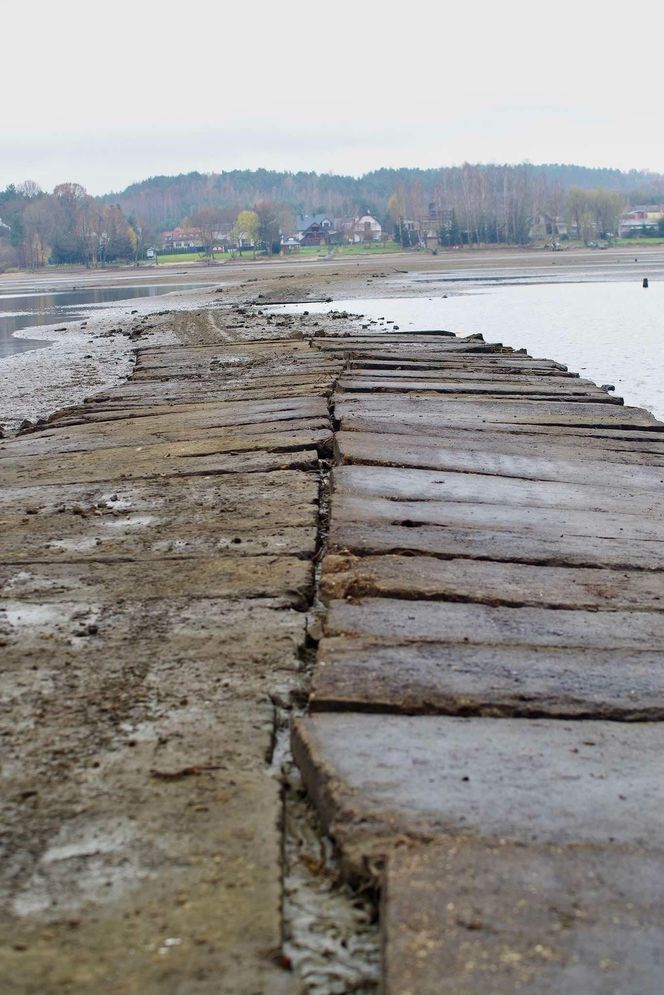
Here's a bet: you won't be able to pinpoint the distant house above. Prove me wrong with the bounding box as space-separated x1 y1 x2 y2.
161 227 203 251
295 214 336 245
619 205 664 237
417 204 445 248
161 224 236 253
528 212 569 241
280 236 301 254
211 223 236 251
0 217 11 236
350 212 382 243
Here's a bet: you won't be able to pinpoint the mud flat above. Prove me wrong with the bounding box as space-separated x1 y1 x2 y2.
1 302 664 992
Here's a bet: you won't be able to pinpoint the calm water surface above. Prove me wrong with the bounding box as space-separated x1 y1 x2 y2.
0 284 205 358
279 282 664 421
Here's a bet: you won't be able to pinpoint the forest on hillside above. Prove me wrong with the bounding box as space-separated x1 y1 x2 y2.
2 163 664 268
101 163 664 237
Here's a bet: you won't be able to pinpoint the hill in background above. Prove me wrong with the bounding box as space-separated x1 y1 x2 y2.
100 163 664 235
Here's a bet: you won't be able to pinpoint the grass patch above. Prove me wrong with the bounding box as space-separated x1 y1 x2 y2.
155 252 212 264
155 243 408 265
613 238 664 247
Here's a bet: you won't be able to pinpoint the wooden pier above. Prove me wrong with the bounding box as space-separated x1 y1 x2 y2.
1 320 663 992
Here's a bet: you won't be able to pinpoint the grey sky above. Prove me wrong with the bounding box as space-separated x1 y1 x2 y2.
4 0 663 194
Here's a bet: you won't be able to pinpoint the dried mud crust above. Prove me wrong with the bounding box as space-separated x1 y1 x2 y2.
0 323 342 993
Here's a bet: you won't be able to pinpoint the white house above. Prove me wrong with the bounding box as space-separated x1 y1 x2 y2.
350 213 382 243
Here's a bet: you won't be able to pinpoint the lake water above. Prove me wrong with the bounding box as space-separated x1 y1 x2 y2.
276 282 664 421
0 283 205 358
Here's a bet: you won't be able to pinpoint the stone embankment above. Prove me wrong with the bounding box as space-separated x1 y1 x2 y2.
1 312 663 993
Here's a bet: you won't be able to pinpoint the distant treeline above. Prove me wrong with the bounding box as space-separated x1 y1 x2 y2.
100 163 664 240
2 163 664 269
0 182 136 269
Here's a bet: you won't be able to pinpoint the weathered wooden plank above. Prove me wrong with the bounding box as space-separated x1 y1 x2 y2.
312 340 500 354
333 492 664 541
2 418 332 458
335 431 664 484
46 394 331 429
311 638 664 719
338 377 620 402
0 555 314 608
319 553 664 611
72 381 335 409
335 424 664 458
336 414 664 450
348 367 585 384
349 357 572 373
335 393 660 429
0 471 319 562
329 519 664 569
332 464 664 516
2 438 325 487
325 597 664 649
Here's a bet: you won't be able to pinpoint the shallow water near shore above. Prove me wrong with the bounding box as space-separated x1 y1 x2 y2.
277 281 664 421
0 282 206 358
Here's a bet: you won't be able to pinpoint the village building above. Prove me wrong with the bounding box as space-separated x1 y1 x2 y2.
416 204 447 249
295 214 337 245
280 236 301 254
350 212 382 243
618 205 664 237
161 223 236 253
161 227 204 251
528 212 569 241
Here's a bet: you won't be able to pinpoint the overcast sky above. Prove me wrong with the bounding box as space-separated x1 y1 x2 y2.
3 0 663 195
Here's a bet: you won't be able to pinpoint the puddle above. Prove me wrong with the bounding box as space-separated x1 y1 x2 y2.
102 513 157 529
1 601 67 628
49 537 101 552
